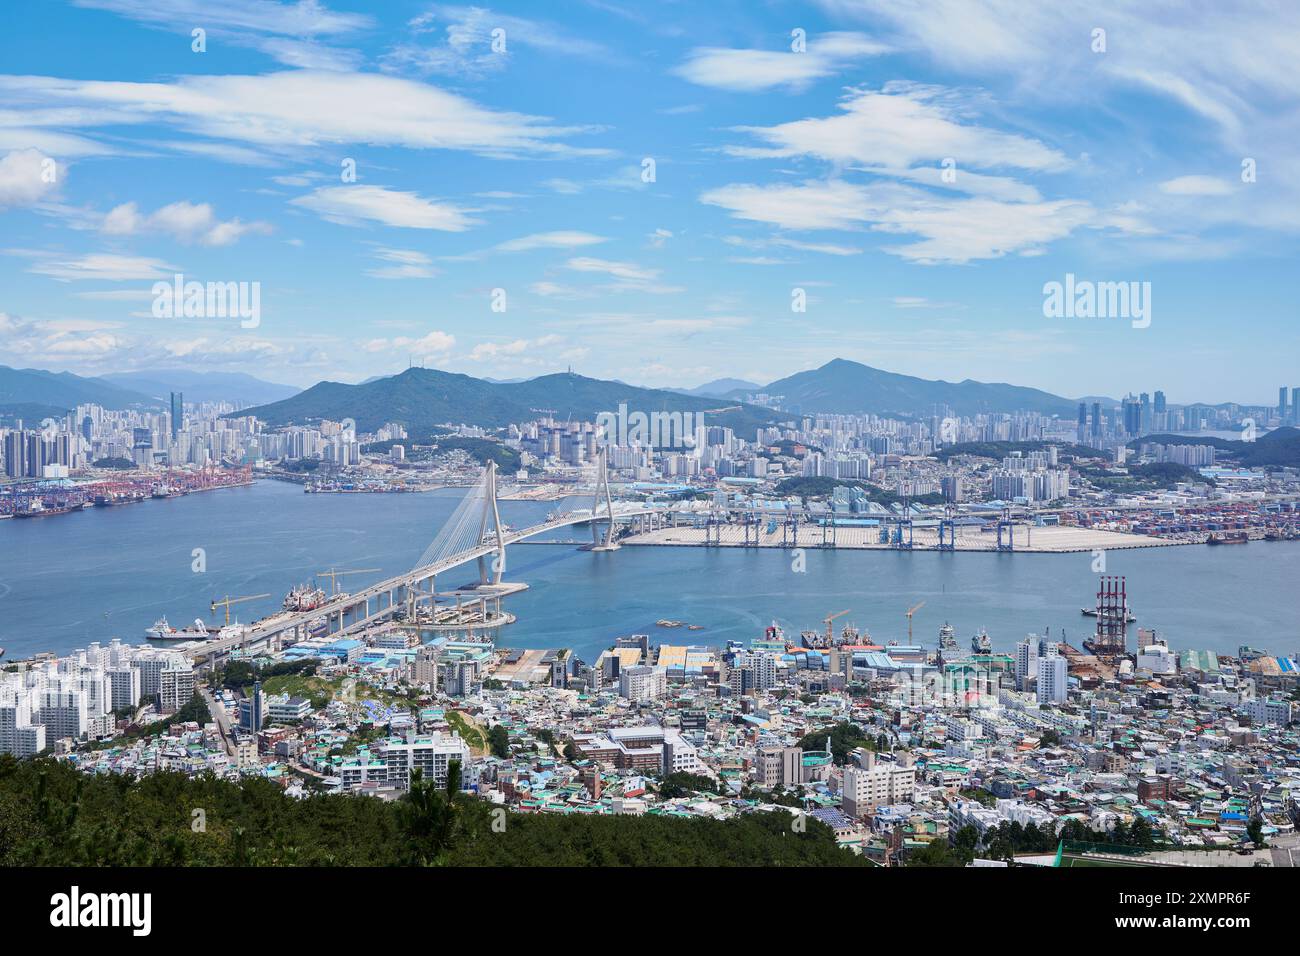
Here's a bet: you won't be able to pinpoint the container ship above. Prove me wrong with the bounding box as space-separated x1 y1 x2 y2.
13 500 78 518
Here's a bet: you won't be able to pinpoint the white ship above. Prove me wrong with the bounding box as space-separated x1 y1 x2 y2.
938 622 959 653
971 627 992 653
145 616 177 640
147 617 210 641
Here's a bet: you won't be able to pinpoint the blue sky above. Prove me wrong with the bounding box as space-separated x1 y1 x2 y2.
0 0 1296 404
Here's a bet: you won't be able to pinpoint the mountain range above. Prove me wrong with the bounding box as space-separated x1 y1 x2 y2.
667 377 764 398
5 359 1260 434
725 359 1081 418
0 365 158 418
231 367 775 435
100 370 299 406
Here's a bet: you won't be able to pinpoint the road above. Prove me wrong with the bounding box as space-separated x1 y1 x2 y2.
199 684 235 757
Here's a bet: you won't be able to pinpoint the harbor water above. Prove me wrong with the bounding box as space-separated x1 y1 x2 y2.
1 479 1297 665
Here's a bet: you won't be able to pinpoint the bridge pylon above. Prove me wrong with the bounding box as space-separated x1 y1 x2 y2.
477 460 508 585
591 445 619 551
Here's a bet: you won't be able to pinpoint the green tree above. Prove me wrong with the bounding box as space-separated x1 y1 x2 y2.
1246 816 1266 847
907 839 961 867
487 724 510 759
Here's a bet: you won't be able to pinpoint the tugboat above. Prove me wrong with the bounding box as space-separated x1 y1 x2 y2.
971 627 992 653
283 583 329 612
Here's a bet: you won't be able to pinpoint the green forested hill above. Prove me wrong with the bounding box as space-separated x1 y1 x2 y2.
230 367 776 437
0 756 864 868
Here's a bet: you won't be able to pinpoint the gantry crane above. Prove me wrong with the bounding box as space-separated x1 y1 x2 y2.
824 608 851 645
316 567 381 596
906 601 926 642
209 593 270 625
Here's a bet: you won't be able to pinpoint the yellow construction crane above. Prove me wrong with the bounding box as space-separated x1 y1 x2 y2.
209 593 270 625
906 601 926 642
316 567 381 596
824 608 851 644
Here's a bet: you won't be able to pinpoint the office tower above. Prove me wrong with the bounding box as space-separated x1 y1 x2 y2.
1153 390 1166 414
1279 386 1288 419
170 391 183 441
1090 402 1102 439
239 681 265 733
1122 395 1142 436
1077 402 1087 437
1292 388 1299 425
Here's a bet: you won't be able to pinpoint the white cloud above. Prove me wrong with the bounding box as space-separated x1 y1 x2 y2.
726 84 1069 173
26 252 178 281
361 330 456 354
528 280 591 299
0 70 604 160
565 257 658 282
703 180 876 232
73 0 370 71
819 0 1298 149
100 200 272 245
365 247 438 279
0 312 126 359
493 231 607 253
1158 175 1234 197
0 148 58 209
291 185 479 231
673 31 888 92
726 234 862 256
382 5 611 78
703 179 1097 263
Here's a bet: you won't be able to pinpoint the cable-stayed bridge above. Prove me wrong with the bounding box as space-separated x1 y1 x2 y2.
188 449 658 664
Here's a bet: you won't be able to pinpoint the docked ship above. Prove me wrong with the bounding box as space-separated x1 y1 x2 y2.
14 501 76 518
283 583 329 612
146 617 210 641
145 616 176 640
1207 531 1248 545
938 622 959 654
971 628 992 653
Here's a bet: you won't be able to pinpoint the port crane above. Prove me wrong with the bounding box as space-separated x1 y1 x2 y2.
316 567 381 596
210 593 270 625
906 601 926 642
824 608 851 644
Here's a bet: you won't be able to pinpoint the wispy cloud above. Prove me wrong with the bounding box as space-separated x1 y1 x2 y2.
291 185 479 231
672 31 888 92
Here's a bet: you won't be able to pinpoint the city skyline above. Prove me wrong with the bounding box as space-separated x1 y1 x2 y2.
0 1 1297 404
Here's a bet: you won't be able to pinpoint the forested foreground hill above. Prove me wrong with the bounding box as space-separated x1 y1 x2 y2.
0 757 866 868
